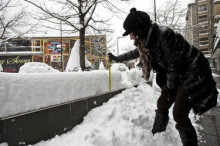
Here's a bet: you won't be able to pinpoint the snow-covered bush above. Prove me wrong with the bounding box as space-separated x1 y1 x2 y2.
99 61 105 70
19 62 59 73
66 39 92 72
0 64 3 72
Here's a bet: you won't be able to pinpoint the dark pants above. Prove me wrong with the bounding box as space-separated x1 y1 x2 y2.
157 87 194 129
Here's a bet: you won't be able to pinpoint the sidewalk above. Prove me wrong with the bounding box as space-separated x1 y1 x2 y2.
198 69 220 146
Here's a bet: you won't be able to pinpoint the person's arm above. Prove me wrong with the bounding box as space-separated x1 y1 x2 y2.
108 48 139 62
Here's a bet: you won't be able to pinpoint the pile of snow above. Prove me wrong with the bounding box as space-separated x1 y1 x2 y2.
19 62 59 73
0 70 125 118
111 63 128 72
121 68 145 88
65 39 92 72
0 64 3 72
31 83 201 146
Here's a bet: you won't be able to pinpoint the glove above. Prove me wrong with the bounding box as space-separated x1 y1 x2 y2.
108 53 118 62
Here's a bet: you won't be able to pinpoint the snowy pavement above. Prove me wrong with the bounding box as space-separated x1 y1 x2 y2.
197 70 220 146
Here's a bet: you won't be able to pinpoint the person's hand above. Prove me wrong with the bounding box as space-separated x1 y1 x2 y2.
108 53 118 62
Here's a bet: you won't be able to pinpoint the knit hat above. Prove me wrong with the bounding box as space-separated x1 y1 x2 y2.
122 8 152 36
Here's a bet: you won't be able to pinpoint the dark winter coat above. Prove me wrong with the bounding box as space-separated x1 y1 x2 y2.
117 23 218 115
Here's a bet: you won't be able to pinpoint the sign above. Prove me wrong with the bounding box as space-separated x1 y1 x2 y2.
0 56 32 73
51 55 62 62
0 56 31 65
46 40 67 54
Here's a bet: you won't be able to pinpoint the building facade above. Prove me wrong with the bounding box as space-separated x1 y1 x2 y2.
185 0 213 63
0 35 107 72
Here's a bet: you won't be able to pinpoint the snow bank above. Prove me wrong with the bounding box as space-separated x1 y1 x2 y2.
0 71 124 118
19 62 59 73
0 67 145 118
31 83 201 146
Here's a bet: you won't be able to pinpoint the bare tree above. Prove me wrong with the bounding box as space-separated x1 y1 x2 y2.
154 0 186 33
24 0 124 71
0 0 37 42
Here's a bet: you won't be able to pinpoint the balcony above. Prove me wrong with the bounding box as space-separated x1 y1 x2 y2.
198 0 207 4
199 40 209 46
198 18 208 23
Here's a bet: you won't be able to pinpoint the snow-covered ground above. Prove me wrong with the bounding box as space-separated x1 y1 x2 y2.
26 83 200 146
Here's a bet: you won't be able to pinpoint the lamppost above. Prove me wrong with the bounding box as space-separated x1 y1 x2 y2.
60 20 63 72
154 0 156 21
117 36 124 56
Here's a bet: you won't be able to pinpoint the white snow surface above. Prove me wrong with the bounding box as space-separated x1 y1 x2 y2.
30 83 201 146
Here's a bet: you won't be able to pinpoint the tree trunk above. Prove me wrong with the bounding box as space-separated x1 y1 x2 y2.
79 28 85 71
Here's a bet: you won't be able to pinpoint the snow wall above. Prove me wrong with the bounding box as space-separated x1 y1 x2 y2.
0 71 124 118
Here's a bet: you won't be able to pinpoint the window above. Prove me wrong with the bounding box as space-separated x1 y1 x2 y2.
198 15 208 23
199 25 208 34
199 37 209 45
198 4 207 12
45 39 69 54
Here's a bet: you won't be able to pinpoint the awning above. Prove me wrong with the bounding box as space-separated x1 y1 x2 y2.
0 51 43 56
